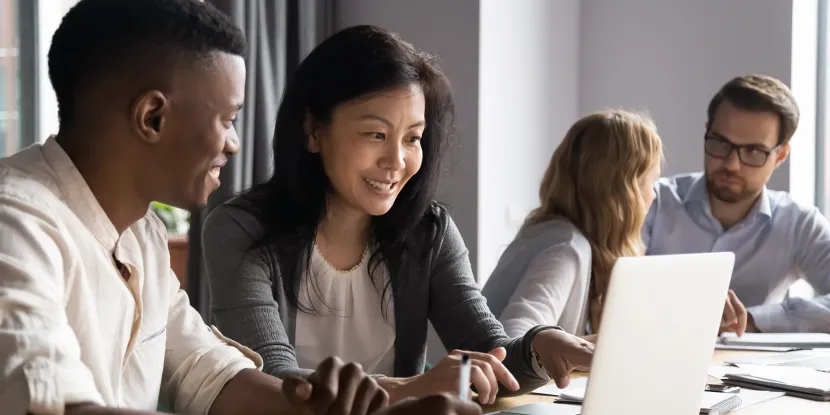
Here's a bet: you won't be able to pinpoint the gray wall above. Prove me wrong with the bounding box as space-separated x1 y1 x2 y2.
335 0 481 275
579 0 795 191
478 0 580 288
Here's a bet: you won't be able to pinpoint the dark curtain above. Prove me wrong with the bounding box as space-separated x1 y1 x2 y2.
187 0 336 320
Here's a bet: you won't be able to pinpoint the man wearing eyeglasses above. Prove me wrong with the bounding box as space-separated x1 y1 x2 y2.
643 74 830 334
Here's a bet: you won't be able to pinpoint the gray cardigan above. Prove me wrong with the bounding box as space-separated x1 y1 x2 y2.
202 199 550 396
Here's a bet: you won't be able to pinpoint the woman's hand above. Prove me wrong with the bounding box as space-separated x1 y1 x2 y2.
531 328 594 388
578 334 598 343
380 348 520 405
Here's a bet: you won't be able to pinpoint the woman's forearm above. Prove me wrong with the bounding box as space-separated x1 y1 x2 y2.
376 376 416 404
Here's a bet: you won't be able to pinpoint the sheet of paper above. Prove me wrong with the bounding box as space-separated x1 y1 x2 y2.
559 390 743 411
731 364 830 391
719 332 830 347
559 387 587 401
485 403 582 415
531 377 589 396
723 349 830 367
714 343 801 352
709 364 746 379
732 389 785 410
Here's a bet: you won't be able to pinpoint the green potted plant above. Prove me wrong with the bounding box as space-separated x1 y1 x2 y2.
150 202 190 285
150 201 191 235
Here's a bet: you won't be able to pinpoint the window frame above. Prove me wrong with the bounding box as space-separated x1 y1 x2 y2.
18 0 38 147
818 0 829 213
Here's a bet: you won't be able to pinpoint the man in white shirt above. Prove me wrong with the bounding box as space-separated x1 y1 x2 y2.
0 0 481 414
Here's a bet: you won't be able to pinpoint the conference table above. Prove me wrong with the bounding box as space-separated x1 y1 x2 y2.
481 349 829 414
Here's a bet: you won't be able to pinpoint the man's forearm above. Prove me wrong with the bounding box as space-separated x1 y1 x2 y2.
63 403 162 415
748 297 830 333
209 368 296 415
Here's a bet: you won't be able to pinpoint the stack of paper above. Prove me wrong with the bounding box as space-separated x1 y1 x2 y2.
531 377 589 396
723 349 830 372
718 332 830 348
556 389 743 415
721 364 830 401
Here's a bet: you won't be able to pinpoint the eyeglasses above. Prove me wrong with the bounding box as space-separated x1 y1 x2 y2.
703 135 776 168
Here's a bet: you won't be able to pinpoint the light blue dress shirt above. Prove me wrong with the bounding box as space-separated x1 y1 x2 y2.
643 172 830 333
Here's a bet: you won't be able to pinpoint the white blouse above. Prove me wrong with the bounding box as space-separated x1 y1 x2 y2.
294 245 396 376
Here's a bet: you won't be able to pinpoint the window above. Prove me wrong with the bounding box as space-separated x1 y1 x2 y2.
0 0 20 157
0 0 74 157
820 0 830 213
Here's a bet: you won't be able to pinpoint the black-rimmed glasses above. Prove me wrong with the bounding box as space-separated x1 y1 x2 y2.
704 135 776 168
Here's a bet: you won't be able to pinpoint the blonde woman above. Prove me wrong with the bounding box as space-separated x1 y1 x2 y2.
482 110 663 338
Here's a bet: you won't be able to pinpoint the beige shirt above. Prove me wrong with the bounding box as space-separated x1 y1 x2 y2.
0 137 261 415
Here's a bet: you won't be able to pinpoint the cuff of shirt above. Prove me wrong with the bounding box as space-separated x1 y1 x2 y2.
173 326 262 415
527 325 563 380
747 303 789 333
529 348 550 380
22 356 105 415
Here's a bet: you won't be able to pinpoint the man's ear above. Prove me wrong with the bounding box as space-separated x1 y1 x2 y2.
305 110 321 153
774 142 790 168
132 90 168 144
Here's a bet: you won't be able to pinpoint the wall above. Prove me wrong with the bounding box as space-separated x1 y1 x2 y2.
478 0 580 285
579 0 796 192
335 0 481 275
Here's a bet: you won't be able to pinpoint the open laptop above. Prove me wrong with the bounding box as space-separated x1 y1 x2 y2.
499 252 735 415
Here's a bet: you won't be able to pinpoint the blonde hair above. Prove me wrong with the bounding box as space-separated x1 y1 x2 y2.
524 110 663 331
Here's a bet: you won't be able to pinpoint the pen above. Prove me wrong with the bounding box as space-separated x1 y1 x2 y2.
459 353 471 400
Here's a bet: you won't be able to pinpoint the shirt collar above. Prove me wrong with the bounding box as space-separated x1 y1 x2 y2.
754 187 773 219
682 173 710 205
683 172 772 220
41 136 120 250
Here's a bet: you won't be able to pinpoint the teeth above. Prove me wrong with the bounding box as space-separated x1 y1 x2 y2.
364 177 393 190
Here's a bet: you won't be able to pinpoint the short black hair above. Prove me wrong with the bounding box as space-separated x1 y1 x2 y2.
707 74 800 145
48 0 247 127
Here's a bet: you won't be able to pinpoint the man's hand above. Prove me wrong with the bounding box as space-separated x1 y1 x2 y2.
721 289 750 336
531 328 594 389
283 356 389 415
746 313 759 333
375 394 482 415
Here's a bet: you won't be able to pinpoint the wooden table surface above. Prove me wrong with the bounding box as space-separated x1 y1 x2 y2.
481 350 829 414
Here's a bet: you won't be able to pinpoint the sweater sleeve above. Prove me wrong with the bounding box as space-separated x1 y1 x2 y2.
427 209 550 396
201 203 313 380
499 243 585 338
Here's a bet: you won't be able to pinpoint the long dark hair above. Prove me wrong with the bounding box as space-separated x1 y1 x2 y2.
240 25 456 313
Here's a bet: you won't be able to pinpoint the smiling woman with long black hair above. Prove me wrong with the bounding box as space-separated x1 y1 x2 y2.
201 25 593 404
